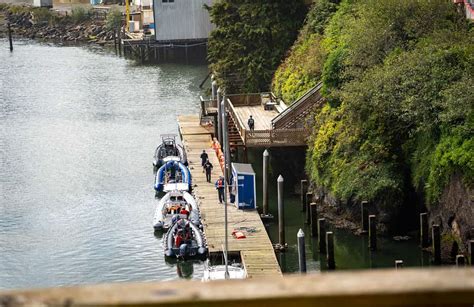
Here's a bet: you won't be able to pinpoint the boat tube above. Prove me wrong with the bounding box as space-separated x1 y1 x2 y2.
153 135 187 170
153 191 201 231
154 157 192 192
163 219 207 260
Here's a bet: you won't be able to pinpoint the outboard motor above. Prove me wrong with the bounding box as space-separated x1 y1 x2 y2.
179 243 188 259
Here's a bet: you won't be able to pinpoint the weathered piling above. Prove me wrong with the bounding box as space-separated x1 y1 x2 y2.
470 240 474 266
278 175 285 246
456 255 466 267
305 192 313 224
8 21 13 52
310 203 318 237
420 213 429 248
369 215 377 251
326 231 335 270
318 218 326 253
395 260 404 270
211 80 217 101
118 32 122 57
300 180 308 212
297 229 306 273
217 88 222 143
262 150 270 217
114 29 118 54
432 224 441 265
361 201 369 233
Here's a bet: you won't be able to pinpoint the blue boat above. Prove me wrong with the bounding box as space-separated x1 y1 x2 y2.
154 157 192 192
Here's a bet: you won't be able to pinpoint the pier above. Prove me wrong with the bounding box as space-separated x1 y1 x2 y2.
178 115 282 278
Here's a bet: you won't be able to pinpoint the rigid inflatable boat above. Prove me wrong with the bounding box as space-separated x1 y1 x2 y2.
163 219 207 260
153 191 200 231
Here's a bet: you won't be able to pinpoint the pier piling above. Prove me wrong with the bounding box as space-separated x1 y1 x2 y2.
262 150 270 217
305 192 313 224
211 80 217 101
278 175 285 247
420 213 429 248
297 229 306 273
361 201 369 233
7 21 13 52
432 224 441 265
114 29 117 54
217 88 222 143
456 255 466 267
300 180 308 212
395 260 404 269
310 203 318 237
318 218 326 253
369 215 377 251
470 240 473 266
326 231 335 270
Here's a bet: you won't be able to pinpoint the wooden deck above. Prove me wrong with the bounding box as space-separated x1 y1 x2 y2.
233 105 279 130
178 115 282 279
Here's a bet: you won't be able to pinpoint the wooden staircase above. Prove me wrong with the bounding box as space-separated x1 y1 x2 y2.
271 82 325 129
227 112 244 146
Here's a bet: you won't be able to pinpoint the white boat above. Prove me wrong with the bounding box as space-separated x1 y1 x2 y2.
202 261 246 281
153 191 200 231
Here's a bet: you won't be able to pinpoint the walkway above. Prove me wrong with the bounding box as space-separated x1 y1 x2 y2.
178 115 282 278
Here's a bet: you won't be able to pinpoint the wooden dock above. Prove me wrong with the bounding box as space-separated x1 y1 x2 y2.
178 115 282 279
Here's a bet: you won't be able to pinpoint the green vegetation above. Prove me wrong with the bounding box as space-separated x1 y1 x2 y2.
206 0 307 93
273 0 473 219
106 9 122 30
71 7 91 24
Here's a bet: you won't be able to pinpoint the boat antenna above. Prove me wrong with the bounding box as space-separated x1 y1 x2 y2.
221 96 230 280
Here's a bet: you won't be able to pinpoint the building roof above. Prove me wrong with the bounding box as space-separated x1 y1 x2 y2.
232 163 255 175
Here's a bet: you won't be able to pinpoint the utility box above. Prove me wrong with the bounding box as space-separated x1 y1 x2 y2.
33 0 52 7
231 163 256 210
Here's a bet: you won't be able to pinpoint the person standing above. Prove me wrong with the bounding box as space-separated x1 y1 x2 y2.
215 176 225 204
200 150 208 172
248 115 255 131
204 159 213 183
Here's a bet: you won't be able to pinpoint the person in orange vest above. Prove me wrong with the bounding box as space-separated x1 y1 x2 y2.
215 176 225 204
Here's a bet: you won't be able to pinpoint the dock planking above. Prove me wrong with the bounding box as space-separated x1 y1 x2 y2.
178 115 282 278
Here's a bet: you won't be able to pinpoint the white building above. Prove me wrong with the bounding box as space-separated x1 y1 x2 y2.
152 0 214 42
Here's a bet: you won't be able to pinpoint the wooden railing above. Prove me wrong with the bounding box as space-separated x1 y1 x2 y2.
244 128 308 147
2 268 473 306
227 98 247 144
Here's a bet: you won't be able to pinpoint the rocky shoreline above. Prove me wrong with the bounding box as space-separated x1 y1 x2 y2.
1 5 117 45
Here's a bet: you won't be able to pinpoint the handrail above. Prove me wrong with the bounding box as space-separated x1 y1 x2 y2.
271 82 323 127
227 98 246 143
2 268 473 306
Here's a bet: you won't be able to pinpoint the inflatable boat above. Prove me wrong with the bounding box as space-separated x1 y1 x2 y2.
153 135 187 171
164 218 207 260
154 157 192 192
153 191 201 231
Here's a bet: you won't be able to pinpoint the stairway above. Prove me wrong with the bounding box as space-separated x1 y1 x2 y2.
227 112 244 146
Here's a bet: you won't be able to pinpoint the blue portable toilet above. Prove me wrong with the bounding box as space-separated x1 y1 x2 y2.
231 163 256 210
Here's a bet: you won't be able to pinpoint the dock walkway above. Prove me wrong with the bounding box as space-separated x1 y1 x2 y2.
178 115 282 279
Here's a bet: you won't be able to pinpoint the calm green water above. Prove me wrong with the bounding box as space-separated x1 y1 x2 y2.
0 39 430 291
0 40 208 289
246 149 431 273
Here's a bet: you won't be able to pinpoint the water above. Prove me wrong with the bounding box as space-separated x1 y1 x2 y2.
0 40 430 291
0 40 208 289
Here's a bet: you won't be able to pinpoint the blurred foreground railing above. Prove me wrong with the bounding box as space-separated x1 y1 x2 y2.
1 268 473 306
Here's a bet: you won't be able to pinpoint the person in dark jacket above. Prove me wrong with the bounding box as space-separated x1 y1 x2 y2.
200 150 208 172
248 115 255 131
215 176 225 204
203 159 213 183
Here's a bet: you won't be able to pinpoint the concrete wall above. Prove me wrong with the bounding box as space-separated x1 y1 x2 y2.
153 0 213 41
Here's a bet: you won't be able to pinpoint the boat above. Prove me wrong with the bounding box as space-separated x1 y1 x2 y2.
163 218 207 260
153 134 187 171
153 191 201 231
154 157 192 193
202 260 246 281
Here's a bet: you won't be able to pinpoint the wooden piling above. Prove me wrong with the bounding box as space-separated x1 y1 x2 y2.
318 218 326 253
262 150 269 216
217 88 222 143
114 29 118 54
297 229 306 273
326 231 335 270
305 192 313 224
310 203 318 237
369 215 377 251
361 201 369 233
470 240 474 266
420 213 429 248
7 21 13 52
118 32 122 57
300 180 308 212
456 255 465 267
432 224 441 265
395 260 403 270
278 175 285 246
